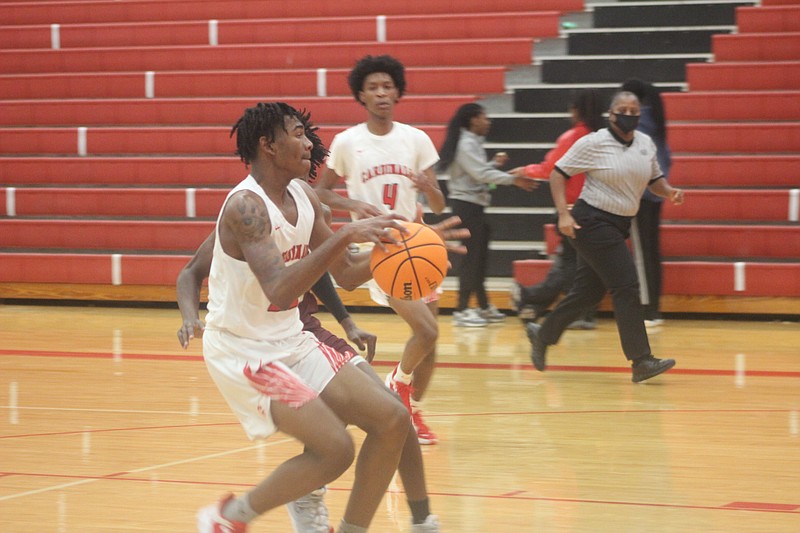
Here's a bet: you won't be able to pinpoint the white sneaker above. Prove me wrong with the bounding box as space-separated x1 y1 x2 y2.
645 318 665 328
480 304 506 322
412 514 440 532
286 487 331 533
453 309 488 327
196 494 247 533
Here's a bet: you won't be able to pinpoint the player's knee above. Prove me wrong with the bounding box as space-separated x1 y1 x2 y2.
382 399 412 440
413 320 438 347
318 430 355 478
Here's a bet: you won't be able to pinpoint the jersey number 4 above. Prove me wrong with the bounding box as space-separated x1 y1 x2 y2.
382 183 398 210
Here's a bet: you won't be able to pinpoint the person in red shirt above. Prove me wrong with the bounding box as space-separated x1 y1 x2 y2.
510 89 604 327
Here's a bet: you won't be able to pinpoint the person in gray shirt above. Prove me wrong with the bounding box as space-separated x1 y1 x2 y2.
526 91 685 383
438 103 537 327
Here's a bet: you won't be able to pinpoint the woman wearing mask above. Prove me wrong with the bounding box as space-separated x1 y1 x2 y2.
525 91 685 383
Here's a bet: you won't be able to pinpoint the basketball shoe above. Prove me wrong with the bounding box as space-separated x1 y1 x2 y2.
385 368 414 412
412 514 441 532
479 304 507 323
452 308 488 327
196 493 247 533
287 487 333 533
411 405 438 445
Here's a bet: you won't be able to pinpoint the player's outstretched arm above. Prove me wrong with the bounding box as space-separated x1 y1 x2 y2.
176 231 214 348
314 167 384 220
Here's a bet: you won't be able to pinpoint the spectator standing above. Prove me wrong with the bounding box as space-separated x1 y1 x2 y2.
438 102 538 327
621 78 672 328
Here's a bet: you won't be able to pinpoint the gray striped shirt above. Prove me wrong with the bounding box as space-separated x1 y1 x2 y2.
555 128 662 217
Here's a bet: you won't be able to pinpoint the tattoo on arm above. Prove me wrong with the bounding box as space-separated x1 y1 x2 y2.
233 193 269 243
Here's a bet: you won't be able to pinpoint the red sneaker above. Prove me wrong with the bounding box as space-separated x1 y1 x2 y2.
411 407 439 445
385 369 414 413
196 493 247 533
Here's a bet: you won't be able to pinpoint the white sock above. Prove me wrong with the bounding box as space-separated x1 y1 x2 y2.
221 493 258 523
393 364 413 385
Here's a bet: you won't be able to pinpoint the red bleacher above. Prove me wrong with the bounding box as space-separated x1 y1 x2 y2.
0 38 535 74
0 12 560 49
515 1 800 312
0 0 582 25
0 125 447 155
669 155 800 188
514 260 800 298
663 91 800 121
0 66 506 100
0 96 476 126
2 0 798 314
736 5 800 32
0 157 242 186
539 224 800 260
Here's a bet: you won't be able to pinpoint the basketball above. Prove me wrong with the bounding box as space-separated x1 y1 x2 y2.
370 222 448 301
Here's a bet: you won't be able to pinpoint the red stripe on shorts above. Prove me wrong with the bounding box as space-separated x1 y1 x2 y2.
243 361 318 409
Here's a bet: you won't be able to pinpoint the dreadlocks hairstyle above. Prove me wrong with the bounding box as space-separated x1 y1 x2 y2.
570 88 605 132
347 54 406 103
302 110 329 182
229 102 328 177
436 102 484 172
621 78 667 144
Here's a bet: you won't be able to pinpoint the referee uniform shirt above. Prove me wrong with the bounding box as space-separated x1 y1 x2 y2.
538 128 663 360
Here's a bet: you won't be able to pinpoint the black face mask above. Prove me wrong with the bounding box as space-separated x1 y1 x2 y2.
613 113 640 134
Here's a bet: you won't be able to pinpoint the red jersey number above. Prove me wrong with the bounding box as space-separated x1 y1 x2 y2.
383 183 398 210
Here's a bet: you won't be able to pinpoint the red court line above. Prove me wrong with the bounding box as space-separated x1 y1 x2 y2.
723 502 800 511
2 349 799 378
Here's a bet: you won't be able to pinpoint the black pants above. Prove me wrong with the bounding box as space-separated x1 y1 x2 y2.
633 199 663 320
520 217 596 320
520 221 578 310
451 199 490 311
539 200 651 361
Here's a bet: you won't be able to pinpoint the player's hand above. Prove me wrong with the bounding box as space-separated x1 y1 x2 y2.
410 171 438 194
428 215 470 254
341 317 378 362
178 318 205 349
558 212 581 239
669 187 685 205
513 176 539 191
345 213 408 251
509 166 527 178
350 200 384 220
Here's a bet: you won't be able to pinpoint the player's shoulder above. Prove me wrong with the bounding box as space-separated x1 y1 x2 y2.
393 121 426 137
335 122 368 141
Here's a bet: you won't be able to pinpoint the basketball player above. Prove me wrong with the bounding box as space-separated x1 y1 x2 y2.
179 240 441 531
314 55 445 445
181 101 464 533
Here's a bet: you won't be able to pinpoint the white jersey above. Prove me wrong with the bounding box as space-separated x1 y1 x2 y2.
205 177 314 343
556 128 662 217
326 121 440 220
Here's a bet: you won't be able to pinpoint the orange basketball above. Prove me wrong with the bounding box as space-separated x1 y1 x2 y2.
370 222 448 301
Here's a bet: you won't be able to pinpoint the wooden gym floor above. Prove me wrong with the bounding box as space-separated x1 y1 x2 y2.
1 303 798 532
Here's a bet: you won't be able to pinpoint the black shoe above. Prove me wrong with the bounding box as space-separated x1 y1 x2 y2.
631 355 676 383
526 322 547 371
